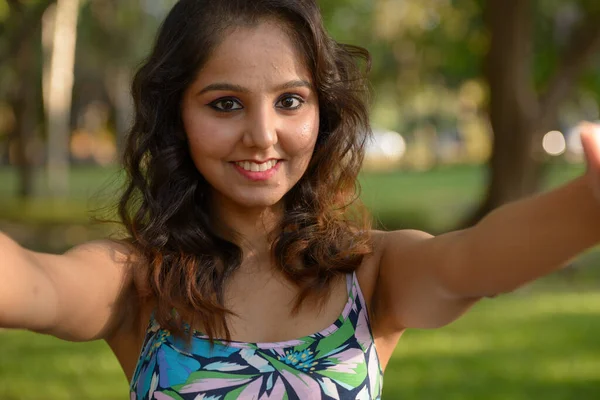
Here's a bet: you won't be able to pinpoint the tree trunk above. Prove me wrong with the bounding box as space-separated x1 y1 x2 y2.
7 1 54 198
463 0 539 226
11 31 38 198
106 65 133 162
45 0 80 197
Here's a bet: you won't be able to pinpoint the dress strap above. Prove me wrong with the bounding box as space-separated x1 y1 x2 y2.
346 272 354 293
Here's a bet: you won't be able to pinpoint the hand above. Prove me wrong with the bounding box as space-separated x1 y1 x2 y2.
580 122 600 201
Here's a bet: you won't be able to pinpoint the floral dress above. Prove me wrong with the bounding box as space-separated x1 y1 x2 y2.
130 273 383 399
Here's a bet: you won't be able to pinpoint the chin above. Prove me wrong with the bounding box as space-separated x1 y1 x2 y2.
227 191 286 210
238 197 283 209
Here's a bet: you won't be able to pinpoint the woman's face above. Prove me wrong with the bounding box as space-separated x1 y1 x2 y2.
181 21 320 212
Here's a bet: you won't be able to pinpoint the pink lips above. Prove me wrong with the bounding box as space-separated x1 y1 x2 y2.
232 160 281 181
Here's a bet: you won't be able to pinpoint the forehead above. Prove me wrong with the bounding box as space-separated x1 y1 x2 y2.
193 21 312 89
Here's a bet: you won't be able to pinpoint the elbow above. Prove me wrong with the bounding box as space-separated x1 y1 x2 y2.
439 228 526 299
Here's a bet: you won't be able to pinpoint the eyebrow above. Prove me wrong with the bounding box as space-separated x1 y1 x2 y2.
198 80 313 95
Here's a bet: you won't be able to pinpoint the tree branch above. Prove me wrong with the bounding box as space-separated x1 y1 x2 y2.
539 13 600 125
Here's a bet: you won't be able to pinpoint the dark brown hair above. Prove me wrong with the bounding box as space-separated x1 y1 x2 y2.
119 0 373 340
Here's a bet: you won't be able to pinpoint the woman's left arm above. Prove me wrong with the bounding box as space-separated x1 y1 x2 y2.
374 124 600 332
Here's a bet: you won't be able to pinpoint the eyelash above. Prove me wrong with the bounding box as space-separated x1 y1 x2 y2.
208 94 306 113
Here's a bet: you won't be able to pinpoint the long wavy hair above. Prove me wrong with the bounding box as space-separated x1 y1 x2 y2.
119 0 374 340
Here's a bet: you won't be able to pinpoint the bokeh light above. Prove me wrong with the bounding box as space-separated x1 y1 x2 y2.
542 130 566 156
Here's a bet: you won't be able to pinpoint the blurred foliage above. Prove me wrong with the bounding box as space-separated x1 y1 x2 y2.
1 0 598 172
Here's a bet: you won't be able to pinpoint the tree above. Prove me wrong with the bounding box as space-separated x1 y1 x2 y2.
469 0 600 223
0 0 56 198
45 0 80 197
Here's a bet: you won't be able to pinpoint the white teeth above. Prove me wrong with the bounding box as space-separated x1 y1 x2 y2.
236 160 278 172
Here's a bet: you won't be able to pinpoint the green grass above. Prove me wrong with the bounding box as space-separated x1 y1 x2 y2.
359 163 585 232
360 165 486 231
0 335 128 400
0 166 122 225
384 290 600 399
1 289 599 399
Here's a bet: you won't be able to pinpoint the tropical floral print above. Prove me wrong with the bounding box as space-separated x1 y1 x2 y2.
130 273 383 399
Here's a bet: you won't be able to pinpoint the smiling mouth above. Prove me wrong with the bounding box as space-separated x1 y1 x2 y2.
234 160 279 172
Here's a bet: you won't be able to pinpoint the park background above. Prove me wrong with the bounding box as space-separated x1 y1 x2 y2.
1 0 600 398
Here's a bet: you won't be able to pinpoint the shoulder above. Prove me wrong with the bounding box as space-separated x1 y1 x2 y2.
363 229 434 272
372 229 434 251
353 230 437 365
57 238 141 297
62 238 137 263
360 228 434 264
59 238 143 293
29 238 139 291
356 229 433 309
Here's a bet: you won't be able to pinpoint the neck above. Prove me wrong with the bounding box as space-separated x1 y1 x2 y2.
210 197 284 261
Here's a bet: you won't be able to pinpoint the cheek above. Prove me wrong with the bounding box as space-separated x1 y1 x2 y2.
286 114 320 154
298 122 318 144
184 115 237 157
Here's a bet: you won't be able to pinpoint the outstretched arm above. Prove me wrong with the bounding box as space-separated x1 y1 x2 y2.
374 125 600 331
0 233 134 341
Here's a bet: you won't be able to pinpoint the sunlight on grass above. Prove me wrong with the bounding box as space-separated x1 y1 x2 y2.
539 357 600 381
0 332 128 400
383 290 600 399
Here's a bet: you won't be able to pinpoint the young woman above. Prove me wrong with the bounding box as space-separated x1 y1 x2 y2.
2 1 599 399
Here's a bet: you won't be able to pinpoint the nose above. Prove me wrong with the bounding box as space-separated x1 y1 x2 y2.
242 104 278 149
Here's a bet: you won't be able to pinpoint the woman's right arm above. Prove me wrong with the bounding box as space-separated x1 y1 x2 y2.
0 232 134 342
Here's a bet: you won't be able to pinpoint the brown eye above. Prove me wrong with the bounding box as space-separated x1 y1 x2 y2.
276 95 304 110
282 98 295 108
209 98 243 112
221 100 235 110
